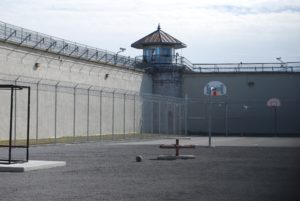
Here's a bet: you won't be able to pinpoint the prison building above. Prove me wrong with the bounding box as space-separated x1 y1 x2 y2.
0 21 299 143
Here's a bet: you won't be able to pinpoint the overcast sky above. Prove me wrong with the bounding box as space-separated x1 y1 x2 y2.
0 0 300 63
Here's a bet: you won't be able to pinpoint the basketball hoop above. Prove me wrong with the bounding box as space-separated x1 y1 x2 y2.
267 98 281 107
204 81 227 96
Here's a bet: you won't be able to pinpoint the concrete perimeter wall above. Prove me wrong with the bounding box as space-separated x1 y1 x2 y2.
0 42 153 141
182 73 300 135
0 42 152 92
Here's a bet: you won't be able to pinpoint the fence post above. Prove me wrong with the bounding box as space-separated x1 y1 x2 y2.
166 102 169 134
14 76 21 145
158 100 161 134
133 95 136 135
173 102 176 135
73 84 78 143
123 92 126 138
36 79 42 144
112 90 115 139
9 87 14 163
54 82 59 143
87 86 91 141
184 94 188 136
179 103 182 135
151 100 154 134
99 90 102 139
225 103 228 136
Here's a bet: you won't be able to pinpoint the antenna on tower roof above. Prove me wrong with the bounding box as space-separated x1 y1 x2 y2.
158 23 161 30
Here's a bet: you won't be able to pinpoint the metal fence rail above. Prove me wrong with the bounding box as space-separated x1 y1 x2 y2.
192 62 300 73
0 21 143 69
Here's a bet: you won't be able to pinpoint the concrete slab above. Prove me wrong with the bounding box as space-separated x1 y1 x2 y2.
0 160 66 172
157 155 195 160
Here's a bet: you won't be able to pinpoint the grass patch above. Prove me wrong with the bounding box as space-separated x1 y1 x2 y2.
0 133 159 146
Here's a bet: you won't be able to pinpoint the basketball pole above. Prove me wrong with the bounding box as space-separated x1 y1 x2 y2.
274 107 277 137
208 87 214 147
208 97 212 147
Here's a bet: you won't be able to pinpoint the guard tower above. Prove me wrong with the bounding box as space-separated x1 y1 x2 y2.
131 25 187 97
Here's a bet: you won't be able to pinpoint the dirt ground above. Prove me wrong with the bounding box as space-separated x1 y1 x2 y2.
1 138 300 201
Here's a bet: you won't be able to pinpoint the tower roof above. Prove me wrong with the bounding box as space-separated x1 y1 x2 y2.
131 25 187 49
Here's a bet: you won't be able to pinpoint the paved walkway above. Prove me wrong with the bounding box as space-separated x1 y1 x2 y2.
113 137 300 147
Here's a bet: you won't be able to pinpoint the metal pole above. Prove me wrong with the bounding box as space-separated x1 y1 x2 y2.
184 94 188 136
123 93 126 138
151 101 154 134
173 102 176 135
26 87 31 162
166 103 169 134
36 80 41 144
13 86 16 145
73 84 78 143
140 98 143 135
133 95 136 135
179 103 182 135
225 103 228 137
208 95 212 147
175 139 179 156
14 77 20 145
112 90 115 139
9 87 14 164
158 101 161 134
54 82 59 143
274 107 277 137
87 87 91 141
99 90 102 139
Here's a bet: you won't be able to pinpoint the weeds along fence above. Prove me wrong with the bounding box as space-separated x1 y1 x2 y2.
0 74 186 144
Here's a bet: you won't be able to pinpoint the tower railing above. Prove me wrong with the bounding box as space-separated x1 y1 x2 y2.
0 21 143 69
134 55 194 71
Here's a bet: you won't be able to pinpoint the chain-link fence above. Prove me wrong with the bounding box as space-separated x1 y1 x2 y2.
1 73 299 145
0 74 186 144
187 97 300 136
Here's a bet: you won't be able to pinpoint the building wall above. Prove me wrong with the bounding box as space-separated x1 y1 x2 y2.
182 72 300 135
0 42 153 141
152 72 182 97
0 42 152 92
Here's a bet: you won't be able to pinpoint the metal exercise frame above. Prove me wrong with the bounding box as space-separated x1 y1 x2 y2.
0 85 30 164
